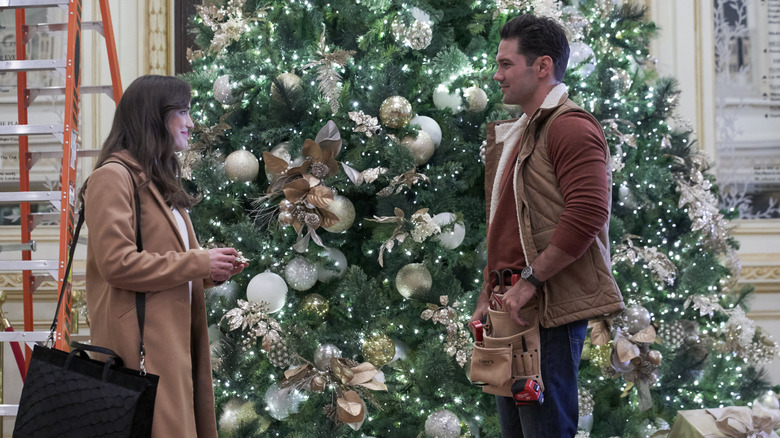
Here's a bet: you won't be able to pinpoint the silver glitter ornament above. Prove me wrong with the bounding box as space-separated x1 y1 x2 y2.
224 149 260 182
271 72 302 104
623 305 652 335
313 343 342 370
213 74 235 105
424 409 460 438
462 86 488 112
284 257 318 291
395 263 432 299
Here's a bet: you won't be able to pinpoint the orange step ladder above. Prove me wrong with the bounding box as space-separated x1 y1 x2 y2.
0 0 122 416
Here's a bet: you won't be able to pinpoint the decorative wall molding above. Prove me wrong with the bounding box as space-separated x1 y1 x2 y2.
146 0 171 75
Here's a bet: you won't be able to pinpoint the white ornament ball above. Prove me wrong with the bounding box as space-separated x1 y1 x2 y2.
410 115 442 148
213 74 235 105
313 344 342 370
754 390 780 410
207 324 224 346
224 149 260 182
284 257 318 291
246 271 287 313
264 383 305 421
322 195 356 233
401 130 435 166
424 409 461 438
569 41 596 78
431 212 466 249
270 141 292 163
432 85 462 113
317 247 348 282
578 414 594 432
395 263 432 299
462 86 488 112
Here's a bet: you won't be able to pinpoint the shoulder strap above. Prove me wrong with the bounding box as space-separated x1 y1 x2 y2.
52 160 148 374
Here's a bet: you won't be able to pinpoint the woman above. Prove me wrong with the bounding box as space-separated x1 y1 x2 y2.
83 75 246 437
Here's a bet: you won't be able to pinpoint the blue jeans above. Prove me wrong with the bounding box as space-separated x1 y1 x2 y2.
495 319 588 437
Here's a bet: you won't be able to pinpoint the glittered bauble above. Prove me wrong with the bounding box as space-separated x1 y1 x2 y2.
317 247 348 282
623 305 652 334
753 390 780 410
284 257 318 291
299 293 329 324
224 149 260 182
405 20 433 50
313 344 342 370
568 41 596 78
361 334 396 367
431 212 466 249
246 271 287 313
395 263 432 299
462 86 488 112
579 388 594 416
271 72 302 104
379 96 413 129
219 399 259 432
424 409 461 438
213 74 234 105
410 115 442 148
322 195 356 233
401 130 435 166
432 85 462 113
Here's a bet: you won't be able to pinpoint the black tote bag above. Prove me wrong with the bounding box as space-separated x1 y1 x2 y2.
13 343 158 438
14 162 158 438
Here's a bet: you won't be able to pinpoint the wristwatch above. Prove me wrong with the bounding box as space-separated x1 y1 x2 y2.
521 266 543 287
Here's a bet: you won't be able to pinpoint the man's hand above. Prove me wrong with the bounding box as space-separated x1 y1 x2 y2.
503 280 536 326
469 283 492 337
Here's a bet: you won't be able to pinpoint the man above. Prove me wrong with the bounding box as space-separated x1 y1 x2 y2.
470 14 624 437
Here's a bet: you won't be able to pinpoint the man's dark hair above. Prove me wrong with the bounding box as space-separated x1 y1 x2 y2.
500 14 570 82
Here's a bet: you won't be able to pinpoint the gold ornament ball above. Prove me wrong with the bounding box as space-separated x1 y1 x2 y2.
362 333 396 367
401 130 435 166
379 96 413 129
300 293 329 324
322 195 356 233
463 86 488 112
224 150 260 182
589 341 613 369
647 349 662 366
395 263 432 298
271 72 302 104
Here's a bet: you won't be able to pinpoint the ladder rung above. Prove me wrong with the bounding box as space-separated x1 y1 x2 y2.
25 21 103 34
0 191 60 203
0 259 58 271
0 242 36 252
0 404 18 417
0 124 62 136
31 149 102 160
27 85 115 105
0 59 65 73
0 331 51 343
0 0 68 8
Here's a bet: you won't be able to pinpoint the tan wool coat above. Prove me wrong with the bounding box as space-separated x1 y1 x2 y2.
84 150 218 438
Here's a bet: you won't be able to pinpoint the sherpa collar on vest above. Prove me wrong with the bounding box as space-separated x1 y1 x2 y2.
488 83 568 224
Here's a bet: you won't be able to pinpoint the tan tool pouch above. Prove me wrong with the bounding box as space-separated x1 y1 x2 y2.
470 298 544 397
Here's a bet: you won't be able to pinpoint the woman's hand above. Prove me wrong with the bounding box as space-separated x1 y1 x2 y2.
208 248 238 283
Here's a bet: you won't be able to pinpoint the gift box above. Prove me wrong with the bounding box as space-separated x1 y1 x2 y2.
669 406 780 438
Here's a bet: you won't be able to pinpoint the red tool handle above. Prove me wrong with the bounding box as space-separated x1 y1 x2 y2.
5 327 26 381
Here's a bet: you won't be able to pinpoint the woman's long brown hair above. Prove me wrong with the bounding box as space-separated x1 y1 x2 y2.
90 75 195 209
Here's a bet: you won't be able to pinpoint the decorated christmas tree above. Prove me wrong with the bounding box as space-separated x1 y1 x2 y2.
179 0 779 436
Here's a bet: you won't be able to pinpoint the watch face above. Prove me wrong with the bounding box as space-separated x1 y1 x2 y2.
522 266 532 278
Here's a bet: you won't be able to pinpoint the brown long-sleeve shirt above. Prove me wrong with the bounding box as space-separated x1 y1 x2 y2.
485 112 610 278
